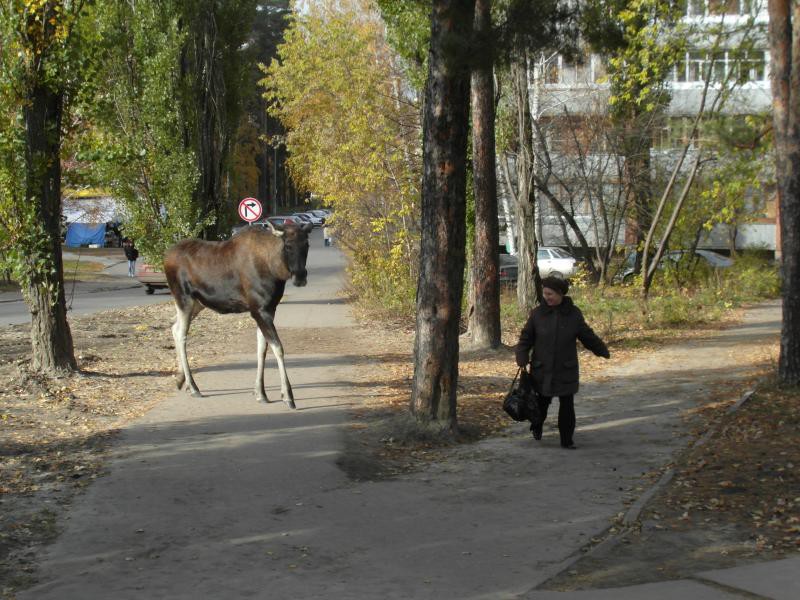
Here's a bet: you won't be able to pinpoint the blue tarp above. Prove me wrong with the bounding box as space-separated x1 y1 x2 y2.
65 222 106 247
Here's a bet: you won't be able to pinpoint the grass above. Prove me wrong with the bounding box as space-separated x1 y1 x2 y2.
61 260 107 280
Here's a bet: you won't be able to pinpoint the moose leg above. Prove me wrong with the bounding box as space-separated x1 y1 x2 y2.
255 327 269 403
172 301 203 397
253 312 295 409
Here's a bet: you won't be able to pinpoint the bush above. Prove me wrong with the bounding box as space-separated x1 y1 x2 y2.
501 252 780 342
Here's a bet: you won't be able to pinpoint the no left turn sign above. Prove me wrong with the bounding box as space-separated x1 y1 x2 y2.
238 197 262 222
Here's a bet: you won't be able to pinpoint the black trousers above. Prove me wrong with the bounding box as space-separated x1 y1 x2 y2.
532 394 575 447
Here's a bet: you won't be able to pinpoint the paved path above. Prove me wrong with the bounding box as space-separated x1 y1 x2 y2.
19 249 793 599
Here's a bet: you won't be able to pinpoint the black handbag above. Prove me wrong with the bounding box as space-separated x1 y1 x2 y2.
503 366 542 423
503 367 530 421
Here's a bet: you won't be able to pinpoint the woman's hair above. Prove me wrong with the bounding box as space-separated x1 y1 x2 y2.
541 276 569 296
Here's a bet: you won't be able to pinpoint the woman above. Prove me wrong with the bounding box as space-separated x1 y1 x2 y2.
515 276 610 449
123 239 139 277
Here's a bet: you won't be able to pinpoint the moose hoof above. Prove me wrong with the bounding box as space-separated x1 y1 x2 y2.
283 398 296 410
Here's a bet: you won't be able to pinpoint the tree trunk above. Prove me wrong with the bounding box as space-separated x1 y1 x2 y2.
510 49 540 311
620 120 652 275
411 0 474 430
467 0 501 349
24 85 77 375
195 11 229 239
769 0 800 385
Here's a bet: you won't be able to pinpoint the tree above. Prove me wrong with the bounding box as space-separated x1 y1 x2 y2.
639 15 767 298
501 46 542 311
179 0 259 239
0 0 101 375
410 0 474 430
466 0 501 349
262 0 421 314
768 0 800 385
246 2 291 216
89 0 209 264
583 0 684 275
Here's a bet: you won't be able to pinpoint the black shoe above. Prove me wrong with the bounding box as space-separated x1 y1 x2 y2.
560 443 577 450
530 421 543 440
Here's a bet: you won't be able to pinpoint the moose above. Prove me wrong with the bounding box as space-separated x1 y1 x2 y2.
163 221 310 407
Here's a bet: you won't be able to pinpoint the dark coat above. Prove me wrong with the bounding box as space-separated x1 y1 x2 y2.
124 245 139 261
514 296 609 397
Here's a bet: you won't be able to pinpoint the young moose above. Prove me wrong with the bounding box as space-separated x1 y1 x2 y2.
163 222 309 407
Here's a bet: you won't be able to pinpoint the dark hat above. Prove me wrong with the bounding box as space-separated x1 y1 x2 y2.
541 275 569 295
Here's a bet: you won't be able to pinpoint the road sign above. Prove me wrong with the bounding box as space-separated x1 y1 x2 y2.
238 197 262 223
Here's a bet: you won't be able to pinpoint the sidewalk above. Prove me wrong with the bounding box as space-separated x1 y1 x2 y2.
16 293 796 599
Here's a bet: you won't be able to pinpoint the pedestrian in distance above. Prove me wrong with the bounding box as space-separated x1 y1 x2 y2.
123 238 139 277
323 225 333 247
514 276 610 449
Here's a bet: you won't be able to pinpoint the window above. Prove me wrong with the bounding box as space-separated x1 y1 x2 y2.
710 50 727 82
592 55 607 83
687 51 707 82
737 50 767 82
544 56 560 84
674 49 768 83
685 0 756 16
688 0 706 16
708 0 741 15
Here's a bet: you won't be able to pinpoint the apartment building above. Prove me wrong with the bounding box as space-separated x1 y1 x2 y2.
518 0 775 255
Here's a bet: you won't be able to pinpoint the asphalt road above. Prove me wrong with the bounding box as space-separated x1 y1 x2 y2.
0 281 173 326
0 230 328 326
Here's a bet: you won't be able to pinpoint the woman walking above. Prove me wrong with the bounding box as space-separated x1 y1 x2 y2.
515 276 610 449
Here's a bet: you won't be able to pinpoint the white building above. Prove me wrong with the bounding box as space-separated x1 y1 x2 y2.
515 0 776 254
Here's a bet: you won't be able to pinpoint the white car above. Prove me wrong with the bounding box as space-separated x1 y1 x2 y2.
295 211 325 226
537 247 577 278
495 247 577 285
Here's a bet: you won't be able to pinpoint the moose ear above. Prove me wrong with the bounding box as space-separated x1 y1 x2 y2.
266 221 284 237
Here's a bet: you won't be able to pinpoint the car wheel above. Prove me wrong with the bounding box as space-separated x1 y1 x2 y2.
549 271 563 279
145 285 155 295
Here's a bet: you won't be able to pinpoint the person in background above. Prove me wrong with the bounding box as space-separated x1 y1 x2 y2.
123 238 139 277
514 276 610 449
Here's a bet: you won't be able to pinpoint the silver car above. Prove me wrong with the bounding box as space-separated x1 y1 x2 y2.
538 247 577 278
496 247 577 285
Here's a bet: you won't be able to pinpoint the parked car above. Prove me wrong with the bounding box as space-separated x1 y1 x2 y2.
268 215 312 232
294 211 325 226
496 247 577 285
499 254 518 285
538 246 577 278
618 249 734 283
309 209 330 220
135 263 169 295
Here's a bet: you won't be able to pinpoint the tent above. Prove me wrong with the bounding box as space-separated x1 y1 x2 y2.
64 222 107 248
61 194 124 247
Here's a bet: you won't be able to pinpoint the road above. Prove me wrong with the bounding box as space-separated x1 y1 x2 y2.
0 230 328 326
0 265 167 327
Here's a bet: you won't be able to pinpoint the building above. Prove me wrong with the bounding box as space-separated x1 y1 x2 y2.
509 0 775 256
